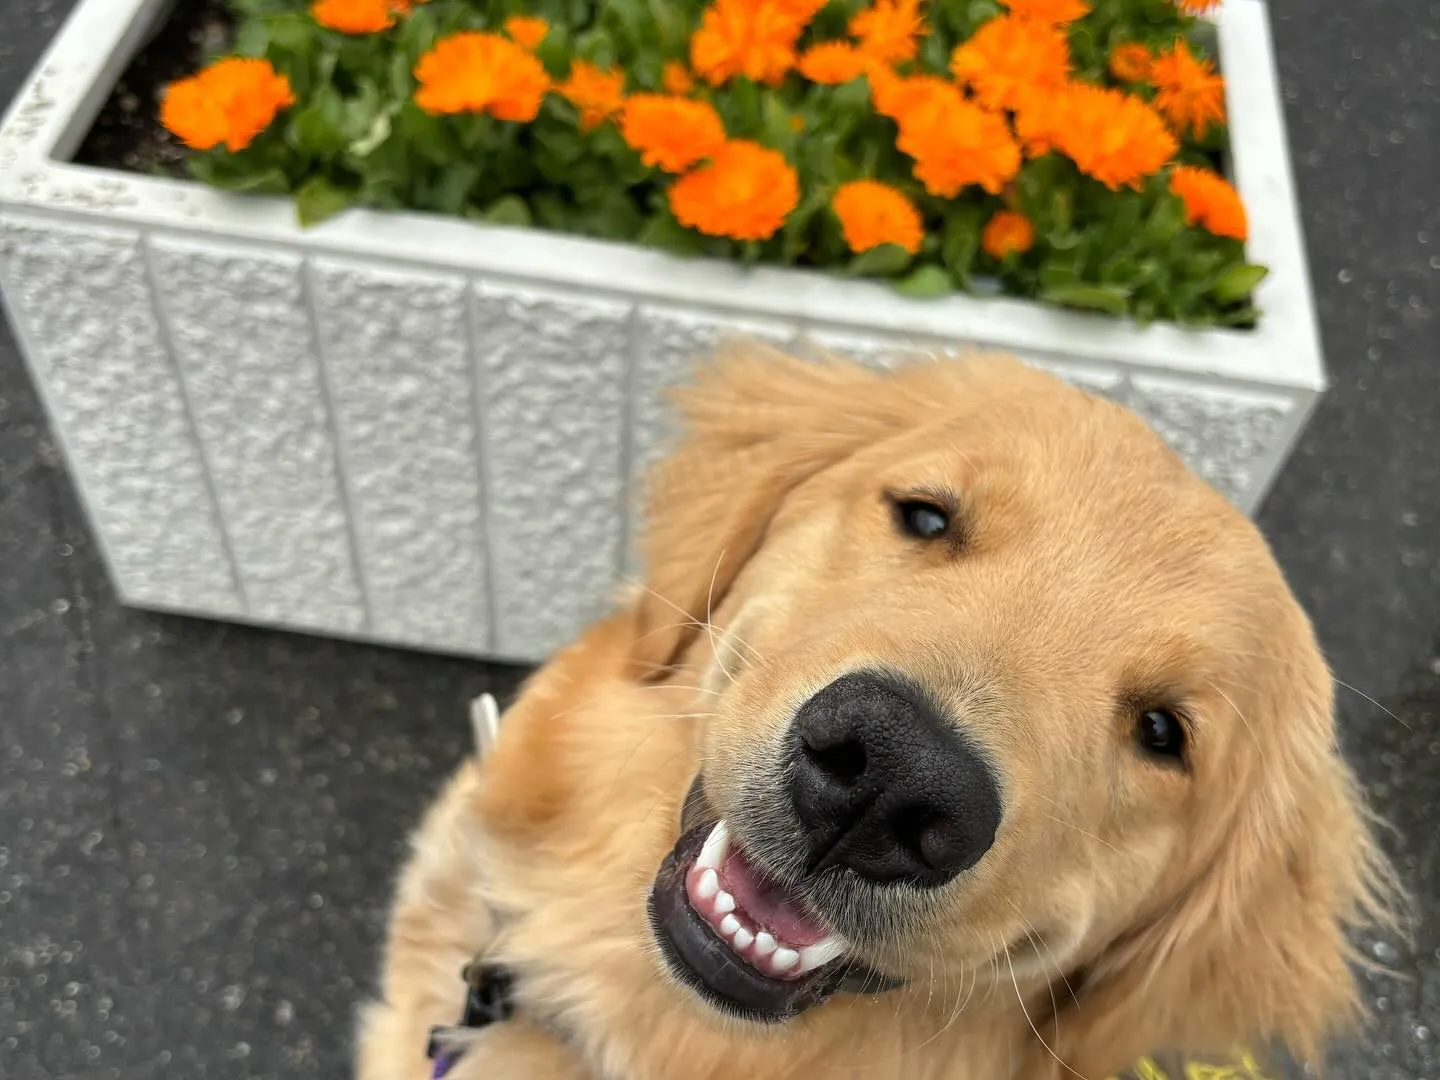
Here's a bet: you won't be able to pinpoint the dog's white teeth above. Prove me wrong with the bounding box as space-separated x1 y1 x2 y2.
796 936 846 975
719 914 741 936
771 947 800 973
695 868 720 901
696 820 731 871
733 927 755 950
713 890 736 915
753 932 777 957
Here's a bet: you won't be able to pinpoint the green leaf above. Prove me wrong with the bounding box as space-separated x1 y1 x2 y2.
295 177 354 227
482 195 534 228
848 243 913 278
1040 284 1132 316
727 78 763 137
424 164 481 215
1215 304 1262 328
266 14 313 54
829 77 871 117
941 206 985 284
349 111 392 157
188 157 290 195
637 213 704 257
388 51 413 100
1211 263 1269 303
893 264 955 299
781 187 831 262
761 94 799 156
291 86 349 156
536 125 587 165
1145 194 1187 243
398 5 439 60
232 19 269 57
1049 188 1073 237
396 103 458 165
344 79 383 137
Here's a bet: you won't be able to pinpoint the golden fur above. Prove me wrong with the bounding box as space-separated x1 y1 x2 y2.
358 347 1398 1080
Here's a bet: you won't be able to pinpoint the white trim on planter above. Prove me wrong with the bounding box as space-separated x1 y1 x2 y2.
0 0 1324 662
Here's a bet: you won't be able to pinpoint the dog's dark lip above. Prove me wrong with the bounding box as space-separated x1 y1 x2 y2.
679 771 714 836
649 773 903 1022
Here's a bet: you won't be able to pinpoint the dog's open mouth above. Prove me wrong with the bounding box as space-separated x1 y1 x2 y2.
648 790 866 1023
686 820 847 978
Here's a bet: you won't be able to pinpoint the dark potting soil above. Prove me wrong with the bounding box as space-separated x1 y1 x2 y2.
73 0 233 176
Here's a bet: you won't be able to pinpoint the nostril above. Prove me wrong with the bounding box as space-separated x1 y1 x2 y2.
890 805 939 869
903 807 989 879
801 736 867 785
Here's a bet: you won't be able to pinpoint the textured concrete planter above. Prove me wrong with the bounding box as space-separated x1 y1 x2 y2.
0 0 1323 663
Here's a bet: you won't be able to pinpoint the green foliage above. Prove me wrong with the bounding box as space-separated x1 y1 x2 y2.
178 0 1262 325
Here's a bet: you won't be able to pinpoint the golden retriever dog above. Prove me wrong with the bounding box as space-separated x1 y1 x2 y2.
358 347 1398 1080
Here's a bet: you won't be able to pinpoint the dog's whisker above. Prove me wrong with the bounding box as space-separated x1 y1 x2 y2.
635 682 724 698
1041 812 1122 857
632 616 713 650
1029 793 1123 857
1003 897 1079 1012
1333 677 1412 730
1001 933 1091 1080
627 582 759 663
1207 681 1268 763
1211 647 1412 732
701 548 737 686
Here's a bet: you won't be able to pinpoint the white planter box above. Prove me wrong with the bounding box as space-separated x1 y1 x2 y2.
0 0 1324 663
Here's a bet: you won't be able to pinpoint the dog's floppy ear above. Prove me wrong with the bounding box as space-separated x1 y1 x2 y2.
629 342 907 676
1027 673 1402 1077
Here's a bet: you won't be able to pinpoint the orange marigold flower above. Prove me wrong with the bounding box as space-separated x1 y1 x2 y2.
670 140 800 241
312 0 398 34
870 68 954 121
798 41 870 84
1109 42 1153 82
1170 164 1247 240
999 0 1088 21
891 82 1022 196
1044 83 1177 188
414 33 549 119
982 209 1035 257
557 61 625 131
833 180 924 254
1012 86 1056 156
1151 38 1226 137
690 0 808 86
160 58 296 152
503 15 549 49
849 0 925 64
1178 0 1223 12
950 14 1070 113
662 61 695 95
620 94 727 172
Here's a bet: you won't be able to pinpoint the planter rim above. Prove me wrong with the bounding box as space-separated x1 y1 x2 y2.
0 0 1324 392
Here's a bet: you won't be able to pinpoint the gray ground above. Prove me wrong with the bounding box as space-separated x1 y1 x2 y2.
1 0 1436 1076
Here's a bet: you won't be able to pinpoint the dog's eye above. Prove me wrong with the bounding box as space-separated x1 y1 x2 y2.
1138 708 1186 759
895 500 950 540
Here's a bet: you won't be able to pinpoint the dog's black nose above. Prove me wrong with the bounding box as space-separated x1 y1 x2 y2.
789 672 1002 887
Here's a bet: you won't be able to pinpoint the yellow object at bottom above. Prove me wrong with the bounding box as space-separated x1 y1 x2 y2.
1113 1049 1277 1080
